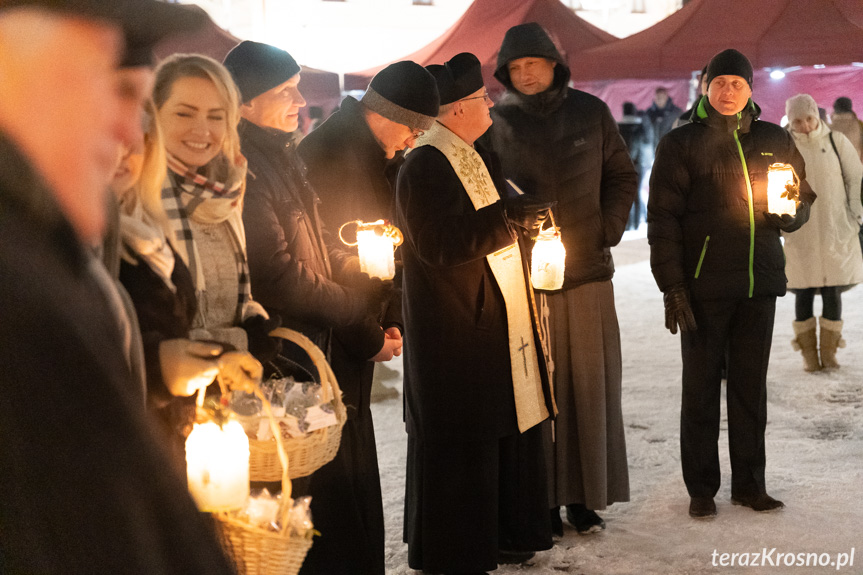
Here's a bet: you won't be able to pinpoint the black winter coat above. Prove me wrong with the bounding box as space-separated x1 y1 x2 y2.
240 119 378 356
648 97 815 301
484 89 639 290
0 132 234 575
297 97 403 419
396 143 553 442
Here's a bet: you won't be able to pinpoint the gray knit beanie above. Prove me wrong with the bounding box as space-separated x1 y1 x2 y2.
361 61 439 131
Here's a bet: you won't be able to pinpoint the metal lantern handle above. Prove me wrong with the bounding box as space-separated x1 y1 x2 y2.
338 219 403 247
536 208 559 236
338 220 362 247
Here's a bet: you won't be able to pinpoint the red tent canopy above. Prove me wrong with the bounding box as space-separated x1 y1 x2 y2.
154 5 341 114
571 0 863 81
343 0 616 93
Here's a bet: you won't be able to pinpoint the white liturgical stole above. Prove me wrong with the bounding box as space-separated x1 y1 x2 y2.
417 122 548 432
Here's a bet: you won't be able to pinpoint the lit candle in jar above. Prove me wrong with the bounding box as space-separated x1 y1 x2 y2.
531 221 566 291
185 419 250 512
340 219 403 280
766 163 798 216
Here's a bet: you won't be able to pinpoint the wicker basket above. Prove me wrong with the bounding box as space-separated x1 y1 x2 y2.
214 388 314 575
248 327 347 481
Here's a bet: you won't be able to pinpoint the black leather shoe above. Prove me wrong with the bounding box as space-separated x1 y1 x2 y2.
498 550 535 565
689 497 717 518
566 503 606 534
550 507 563 537
731 493 785 512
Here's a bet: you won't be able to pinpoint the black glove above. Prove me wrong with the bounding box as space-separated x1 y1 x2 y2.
240 314 283 364
360 277 394 319
663 283 697 335
763 201 810 233
503 195 555 231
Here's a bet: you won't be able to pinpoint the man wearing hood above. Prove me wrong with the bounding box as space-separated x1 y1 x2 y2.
648 49 815 518
481 22 637 536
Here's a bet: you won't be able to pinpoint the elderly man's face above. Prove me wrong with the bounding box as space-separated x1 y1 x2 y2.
507 57 556 96
374 117 423 159
241 74 306 133
457 87 494 142
0 12 133 244
707 75 752 116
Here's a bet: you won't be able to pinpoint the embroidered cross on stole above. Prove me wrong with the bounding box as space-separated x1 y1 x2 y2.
418 123 548 432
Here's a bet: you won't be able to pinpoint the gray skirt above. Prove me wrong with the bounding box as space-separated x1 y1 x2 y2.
541 280 630 510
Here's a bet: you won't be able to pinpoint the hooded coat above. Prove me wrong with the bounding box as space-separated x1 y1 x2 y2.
483 23 635 512
481 25 638 292
783 122 863 289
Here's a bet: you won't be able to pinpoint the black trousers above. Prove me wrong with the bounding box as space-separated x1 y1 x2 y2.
680 296 776 500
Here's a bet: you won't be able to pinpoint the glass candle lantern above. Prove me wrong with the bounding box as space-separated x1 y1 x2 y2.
339 219 404 280
531 223 566 291
185 418 250 512
766 163 798 216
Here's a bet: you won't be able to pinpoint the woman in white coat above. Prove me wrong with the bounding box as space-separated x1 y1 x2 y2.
784 94 863 371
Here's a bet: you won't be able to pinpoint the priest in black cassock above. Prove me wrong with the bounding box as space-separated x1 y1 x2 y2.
395 52 557 575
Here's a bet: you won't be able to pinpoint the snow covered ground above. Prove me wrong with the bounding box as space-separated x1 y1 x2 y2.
370 234 863 574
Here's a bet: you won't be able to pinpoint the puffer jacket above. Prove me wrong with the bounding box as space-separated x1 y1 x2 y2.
783 122 863 289
240 119 380 356
482 22 638 291
648 96 816 301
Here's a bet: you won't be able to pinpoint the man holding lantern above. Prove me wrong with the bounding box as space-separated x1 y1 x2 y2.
481 22 637 537
648 48 815 518
396 52 557 574
224 42 413 575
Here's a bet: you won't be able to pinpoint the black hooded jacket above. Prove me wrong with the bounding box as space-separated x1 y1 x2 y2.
481 23 638 291
648 96 815 301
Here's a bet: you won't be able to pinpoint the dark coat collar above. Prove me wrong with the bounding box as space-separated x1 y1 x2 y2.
0 130 89 271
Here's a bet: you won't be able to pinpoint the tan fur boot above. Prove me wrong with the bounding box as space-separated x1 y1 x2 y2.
819 317 845 369
791 317 820 372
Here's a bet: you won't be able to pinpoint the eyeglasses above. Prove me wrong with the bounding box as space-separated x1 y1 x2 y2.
459 91 492 103
409 129 424 140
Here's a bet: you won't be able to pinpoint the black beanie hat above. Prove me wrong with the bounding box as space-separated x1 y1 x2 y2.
223 40 301 103
426 52 484 105
0 0 207 69
361 61 440 131
705 48 753 89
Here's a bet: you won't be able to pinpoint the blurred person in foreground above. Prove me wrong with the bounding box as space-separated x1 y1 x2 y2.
0 1 238 572
783 94 863 372
648 48 815 519
397 52 556 574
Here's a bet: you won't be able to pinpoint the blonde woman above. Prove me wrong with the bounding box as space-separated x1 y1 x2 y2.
153 54 280 362
112 99 260 470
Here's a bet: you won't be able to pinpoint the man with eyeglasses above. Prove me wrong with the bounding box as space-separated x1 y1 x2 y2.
396 52 557 574
481 22 638 537
295 60 438 575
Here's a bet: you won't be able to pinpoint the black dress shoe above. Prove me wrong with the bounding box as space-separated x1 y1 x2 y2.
565 503 606 534
498 550 535 565
731 492 785 512
689 496 717 518
550 507 563 537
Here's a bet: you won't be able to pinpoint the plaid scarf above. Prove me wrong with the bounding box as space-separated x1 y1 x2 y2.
161 153 251 325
